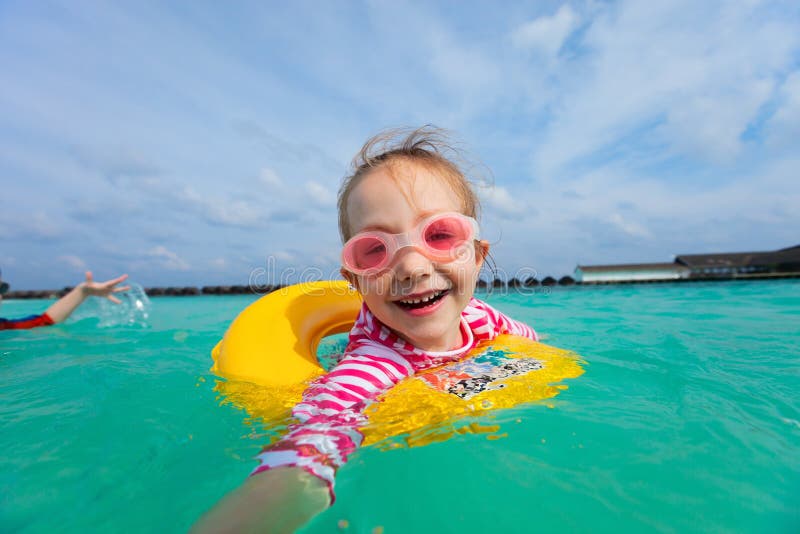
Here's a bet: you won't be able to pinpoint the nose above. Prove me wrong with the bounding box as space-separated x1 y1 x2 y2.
391 246 433 284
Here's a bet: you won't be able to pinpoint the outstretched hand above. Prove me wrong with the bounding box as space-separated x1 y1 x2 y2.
81 271 130 304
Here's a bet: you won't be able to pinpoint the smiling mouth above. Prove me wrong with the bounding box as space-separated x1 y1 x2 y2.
395 289 449 310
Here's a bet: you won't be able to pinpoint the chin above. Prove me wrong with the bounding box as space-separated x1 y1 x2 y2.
393 310 463 351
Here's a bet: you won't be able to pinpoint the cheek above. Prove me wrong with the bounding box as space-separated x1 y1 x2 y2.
357 273 392 298
441 259 479 289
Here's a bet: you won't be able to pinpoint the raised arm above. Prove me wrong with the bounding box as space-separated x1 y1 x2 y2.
45 271 129 324
192 341 412 532
190 467 329 534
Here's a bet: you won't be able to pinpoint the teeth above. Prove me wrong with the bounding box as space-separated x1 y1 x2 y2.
400 290 443 305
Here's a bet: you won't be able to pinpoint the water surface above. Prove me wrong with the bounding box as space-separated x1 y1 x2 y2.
1 280 798 532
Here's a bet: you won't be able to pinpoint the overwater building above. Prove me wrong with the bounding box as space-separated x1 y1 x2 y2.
574 263 689 284
575 244 800 284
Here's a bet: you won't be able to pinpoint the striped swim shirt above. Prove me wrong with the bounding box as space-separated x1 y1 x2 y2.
251 297 538 500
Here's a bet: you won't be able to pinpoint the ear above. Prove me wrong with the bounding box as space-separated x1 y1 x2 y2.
475 240 490 268
340 268 360 291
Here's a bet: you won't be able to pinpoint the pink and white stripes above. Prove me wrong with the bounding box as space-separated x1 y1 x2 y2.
250 297 537 500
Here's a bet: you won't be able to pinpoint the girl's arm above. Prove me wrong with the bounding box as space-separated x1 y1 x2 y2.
251 342 412 492
193 341 412 531
45 272 129 323
190 467 329 534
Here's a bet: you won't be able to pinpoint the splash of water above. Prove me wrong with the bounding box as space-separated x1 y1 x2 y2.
71 282 151 327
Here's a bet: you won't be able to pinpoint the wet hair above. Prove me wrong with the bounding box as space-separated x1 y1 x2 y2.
337 125 484 242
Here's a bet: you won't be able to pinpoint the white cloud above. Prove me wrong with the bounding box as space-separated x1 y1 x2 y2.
31 214 61 238
147 246 190 271
480 185 527 217
608 213 652 239
274 250 295 262
766 71 800 148
660 82 772 162
75 145 161 185
58 255 87 270
511 5 578 56
427 31 502 99
207 200 265 227
0 1 797 286
176 186 265 227
305 181 336 207
532 0 800 175
0 212 64 240
259 167 283 189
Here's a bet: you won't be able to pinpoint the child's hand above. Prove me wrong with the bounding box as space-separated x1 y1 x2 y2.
80 271 130 304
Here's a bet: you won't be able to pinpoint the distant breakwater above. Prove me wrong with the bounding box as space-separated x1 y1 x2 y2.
5 272 796 300
5 278 574 299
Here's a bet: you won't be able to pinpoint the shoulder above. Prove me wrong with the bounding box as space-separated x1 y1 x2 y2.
462 297 538 342
462 297 506 325
347 304 413 370
464 297 494 314
341 337 414 378
460 297 499 339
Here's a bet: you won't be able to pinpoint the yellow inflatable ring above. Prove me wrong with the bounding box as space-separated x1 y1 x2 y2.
211 280 362 387
211 281 584 447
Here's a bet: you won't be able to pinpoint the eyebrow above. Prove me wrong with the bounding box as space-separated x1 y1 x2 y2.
355 210 443 234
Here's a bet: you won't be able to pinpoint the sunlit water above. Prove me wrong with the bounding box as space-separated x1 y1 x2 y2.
1 280 798 533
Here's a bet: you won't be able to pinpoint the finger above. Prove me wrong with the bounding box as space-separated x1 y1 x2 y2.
106 274 129 286
107 295 122 304
100 276 128 290
85 271 94 284
113 285 131 293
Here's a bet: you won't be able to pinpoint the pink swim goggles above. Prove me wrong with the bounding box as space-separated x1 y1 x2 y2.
342 212 480 275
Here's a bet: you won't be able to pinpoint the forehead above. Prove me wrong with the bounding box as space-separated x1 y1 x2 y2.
347 162 463 230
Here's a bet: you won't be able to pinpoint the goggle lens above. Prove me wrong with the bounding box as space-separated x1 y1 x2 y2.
343 213 477 275
423 216 471 252
350 236 388 270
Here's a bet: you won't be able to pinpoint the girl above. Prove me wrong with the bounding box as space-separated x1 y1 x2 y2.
0 270 129 330
194 127 538 533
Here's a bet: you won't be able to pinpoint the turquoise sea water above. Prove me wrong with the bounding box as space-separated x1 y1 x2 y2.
1 280 798 533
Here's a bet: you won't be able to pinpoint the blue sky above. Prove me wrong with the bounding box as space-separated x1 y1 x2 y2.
1 0 799 289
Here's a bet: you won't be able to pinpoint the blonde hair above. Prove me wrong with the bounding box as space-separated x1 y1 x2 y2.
337 125 483 242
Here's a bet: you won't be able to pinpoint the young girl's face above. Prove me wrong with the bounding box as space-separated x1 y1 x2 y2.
342 162 489 352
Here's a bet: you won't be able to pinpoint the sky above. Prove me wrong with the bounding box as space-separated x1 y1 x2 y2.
1 0 799 289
